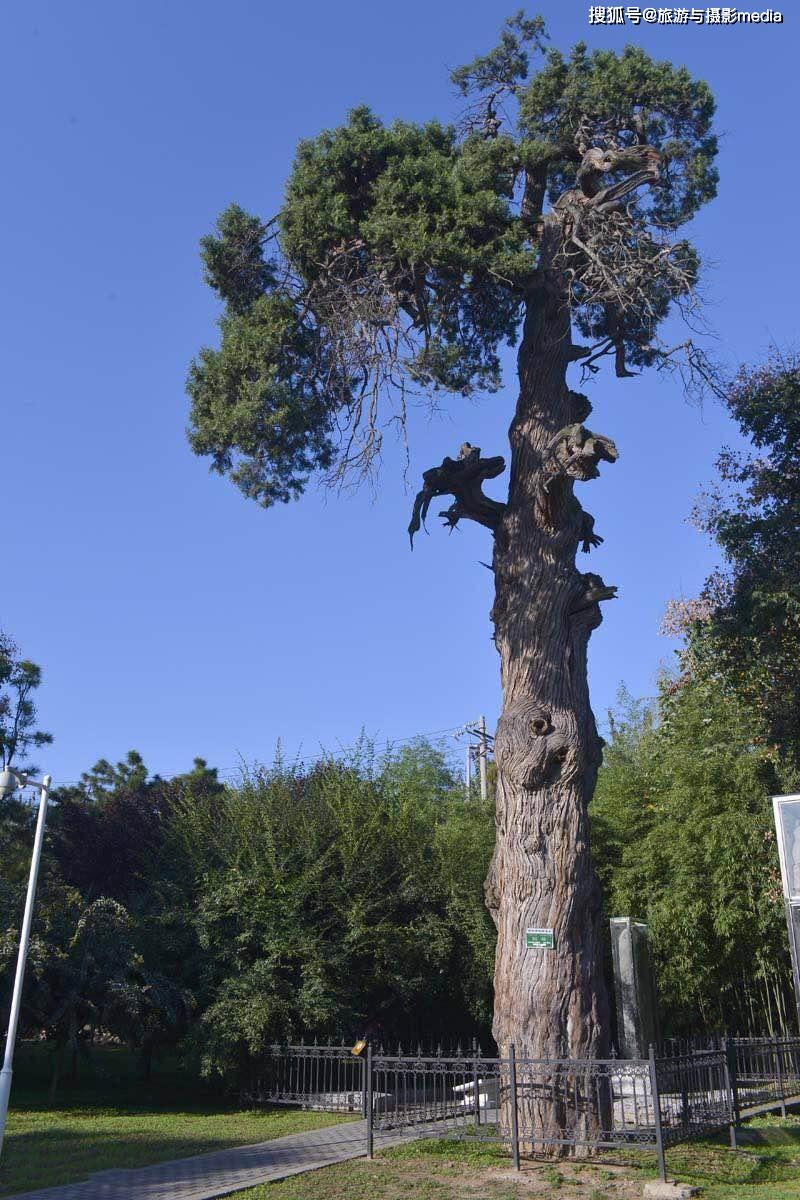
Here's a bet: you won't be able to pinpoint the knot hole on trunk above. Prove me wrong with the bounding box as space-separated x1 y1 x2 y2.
496 700 576 792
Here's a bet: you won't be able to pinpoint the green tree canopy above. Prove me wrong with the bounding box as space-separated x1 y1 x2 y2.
187 14 717 506
682 352 800 771
166 741 496 1079
0 631 52 772
591 678 791 1036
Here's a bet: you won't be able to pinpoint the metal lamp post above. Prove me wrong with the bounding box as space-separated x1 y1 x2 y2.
0 768 52 1159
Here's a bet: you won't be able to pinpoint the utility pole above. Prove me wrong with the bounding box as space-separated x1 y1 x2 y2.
455 716 492 802
478 714 488 803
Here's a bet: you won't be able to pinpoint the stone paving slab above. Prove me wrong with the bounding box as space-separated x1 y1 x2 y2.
2 1119 374 1200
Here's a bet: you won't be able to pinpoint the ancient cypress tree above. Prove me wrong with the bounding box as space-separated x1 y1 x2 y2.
187 15 718 1062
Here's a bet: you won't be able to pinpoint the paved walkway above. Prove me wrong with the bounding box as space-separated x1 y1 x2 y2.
3 1119 380 1200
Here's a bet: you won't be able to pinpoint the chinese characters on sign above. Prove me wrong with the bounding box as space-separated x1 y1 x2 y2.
589 7 784 22
525 928 555 950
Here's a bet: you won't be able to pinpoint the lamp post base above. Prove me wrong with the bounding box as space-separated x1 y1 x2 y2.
0 1066 14 1157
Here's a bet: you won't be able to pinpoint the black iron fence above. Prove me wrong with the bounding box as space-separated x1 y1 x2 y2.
249 1042 366 1113
246 1035 800 1182
728 1035 800 1117
655 1048 733 1154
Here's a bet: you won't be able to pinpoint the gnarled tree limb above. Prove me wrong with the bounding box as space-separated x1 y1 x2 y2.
408 442 506 547
549 142 704 379
543 423 618 486
573 144 661 202
570 571 619 620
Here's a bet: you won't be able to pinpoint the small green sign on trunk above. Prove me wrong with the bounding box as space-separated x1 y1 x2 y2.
525 927 554 950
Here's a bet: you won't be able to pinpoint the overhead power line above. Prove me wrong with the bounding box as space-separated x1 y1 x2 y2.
45 723 470 791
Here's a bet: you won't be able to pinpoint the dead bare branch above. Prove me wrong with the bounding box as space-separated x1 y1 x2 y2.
408 443 506 547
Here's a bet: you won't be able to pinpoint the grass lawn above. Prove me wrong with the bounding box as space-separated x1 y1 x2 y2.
3 1045 799 1200
0 1043 351 1198
227 1116 800 1200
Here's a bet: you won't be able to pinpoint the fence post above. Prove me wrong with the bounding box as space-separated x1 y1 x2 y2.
680 1072 689 1134
472 1038 480 1132
721 1037 738 1149
648 1045 667 1184
508 1043 520 1172
361 1047 368 1120
774 1034 787 1119
366 1041 374 1159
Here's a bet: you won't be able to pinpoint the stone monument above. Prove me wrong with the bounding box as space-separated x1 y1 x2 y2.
610 917 660 1058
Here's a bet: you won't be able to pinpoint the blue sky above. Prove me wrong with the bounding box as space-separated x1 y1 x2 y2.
2 2 796 785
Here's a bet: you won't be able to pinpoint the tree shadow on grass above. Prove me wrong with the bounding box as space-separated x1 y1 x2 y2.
3 1047 351 1197
0 1127 257 1197
9 1092 240 1118
1 1106 354 1198
657 1124 800 1192
736 1121 800 1147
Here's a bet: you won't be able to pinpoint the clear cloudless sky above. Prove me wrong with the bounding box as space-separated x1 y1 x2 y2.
1 1 797 785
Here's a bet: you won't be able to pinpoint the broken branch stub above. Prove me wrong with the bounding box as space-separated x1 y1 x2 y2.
543 424 618 486
579 510 603 554
408 443 506 547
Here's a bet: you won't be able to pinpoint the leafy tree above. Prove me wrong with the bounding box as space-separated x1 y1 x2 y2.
0 632 52 772
54 752 161 903
104 965 193 1081
1 890 138 1093
53 753 224 905
588 686 660 895
54 754 224 1044
0 754 219 1089
167 742 495 1082
20 888 190 1091
592 676 793 1036
679 352 800 776
186 13 719 1064
616 351 800 1037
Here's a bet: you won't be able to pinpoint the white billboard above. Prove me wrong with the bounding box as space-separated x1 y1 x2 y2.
773 794 800 902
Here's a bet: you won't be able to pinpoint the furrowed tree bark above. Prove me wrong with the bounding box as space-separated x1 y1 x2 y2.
486 218 617 1148
407 146 667 1149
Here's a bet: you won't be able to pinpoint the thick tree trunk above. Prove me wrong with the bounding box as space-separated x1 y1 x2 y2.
485 221 613 1146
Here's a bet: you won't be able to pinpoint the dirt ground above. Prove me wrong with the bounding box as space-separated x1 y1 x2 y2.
237 1121 800 1200
374 1153 644 1196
